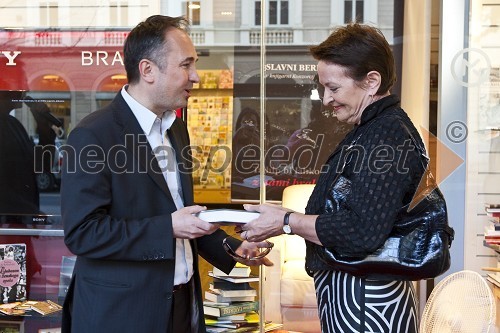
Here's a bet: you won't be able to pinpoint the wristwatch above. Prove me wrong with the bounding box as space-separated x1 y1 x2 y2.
283 212 294 235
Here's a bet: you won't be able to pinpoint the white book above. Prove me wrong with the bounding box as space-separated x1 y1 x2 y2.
213 263 251 278
195 209 260 225
205 290 256 303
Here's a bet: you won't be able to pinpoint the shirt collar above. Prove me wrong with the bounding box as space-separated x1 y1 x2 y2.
121 85 176 135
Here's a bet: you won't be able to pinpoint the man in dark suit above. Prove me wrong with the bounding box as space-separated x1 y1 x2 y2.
61 15 272 333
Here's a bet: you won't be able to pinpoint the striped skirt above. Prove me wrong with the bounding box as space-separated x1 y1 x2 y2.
314 270 418 333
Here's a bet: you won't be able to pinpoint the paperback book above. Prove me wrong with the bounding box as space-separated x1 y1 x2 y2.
0 244 27 304
209 284 257 298
205 290 256 304
203 301 259 318
205 312 259 329
211 279 255 291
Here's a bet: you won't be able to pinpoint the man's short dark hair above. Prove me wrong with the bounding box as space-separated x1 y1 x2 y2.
124 15 190 84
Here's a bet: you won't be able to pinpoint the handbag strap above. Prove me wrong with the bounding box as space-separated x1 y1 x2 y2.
398 119 455 243
397 118 431 174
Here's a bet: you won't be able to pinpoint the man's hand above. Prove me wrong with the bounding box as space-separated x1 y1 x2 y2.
171 205 220 239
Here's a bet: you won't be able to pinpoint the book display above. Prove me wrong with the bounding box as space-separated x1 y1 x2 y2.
0 300 62 316
0 226 74 332
187 69 234 204
204 264 283 332
484 204 500 245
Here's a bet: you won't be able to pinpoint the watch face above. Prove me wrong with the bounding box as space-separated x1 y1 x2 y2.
283 224 292 234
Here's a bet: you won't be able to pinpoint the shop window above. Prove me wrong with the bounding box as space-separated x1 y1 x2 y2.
344 0 364 23
255 0 289 26
183 1 201 26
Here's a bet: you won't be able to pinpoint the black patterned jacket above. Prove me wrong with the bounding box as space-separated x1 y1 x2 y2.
304 94 426 275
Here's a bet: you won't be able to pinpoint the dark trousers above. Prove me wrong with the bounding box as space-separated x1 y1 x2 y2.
169 283 191 333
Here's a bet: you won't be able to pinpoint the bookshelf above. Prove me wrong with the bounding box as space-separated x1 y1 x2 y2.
187 69 234 204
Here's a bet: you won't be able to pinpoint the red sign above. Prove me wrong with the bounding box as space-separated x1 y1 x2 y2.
0 30 130 91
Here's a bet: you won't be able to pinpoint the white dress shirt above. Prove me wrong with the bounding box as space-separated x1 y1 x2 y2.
121 86 194 286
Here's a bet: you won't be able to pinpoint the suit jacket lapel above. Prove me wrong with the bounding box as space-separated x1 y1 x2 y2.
111 93 173 200
167 119 194 206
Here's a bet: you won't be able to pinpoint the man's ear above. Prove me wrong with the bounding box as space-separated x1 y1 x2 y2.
138 59 155 84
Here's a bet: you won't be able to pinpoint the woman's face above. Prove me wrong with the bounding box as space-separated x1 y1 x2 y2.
317 61 372 125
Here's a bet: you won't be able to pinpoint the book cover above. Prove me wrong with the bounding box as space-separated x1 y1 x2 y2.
205 312 246 321
195 209 260 225
0 302 24 316
30 300 63 315
213 263 251 278
205 291 256 304
203 301 259 317
209 285 257 298
0 244 27 304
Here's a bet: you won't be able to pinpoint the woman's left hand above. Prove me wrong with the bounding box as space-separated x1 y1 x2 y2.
236 203 289 242
234 240 274 266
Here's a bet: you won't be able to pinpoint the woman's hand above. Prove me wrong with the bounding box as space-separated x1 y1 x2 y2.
233 240 274 266
238 203 322 245
236 203 289 242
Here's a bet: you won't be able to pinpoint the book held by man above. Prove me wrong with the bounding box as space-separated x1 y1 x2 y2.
195 209 260 225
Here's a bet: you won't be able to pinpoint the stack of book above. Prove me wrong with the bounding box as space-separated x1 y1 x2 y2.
486 269 500 291
484 203 500 245
204 263 260 332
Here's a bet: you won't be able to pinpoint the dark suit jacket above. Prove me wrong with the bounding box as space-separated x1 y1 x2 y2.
61 93 240 333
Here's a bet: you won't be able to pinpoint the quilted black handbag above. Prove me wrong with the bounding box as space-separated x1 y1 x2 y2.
316 120 455 281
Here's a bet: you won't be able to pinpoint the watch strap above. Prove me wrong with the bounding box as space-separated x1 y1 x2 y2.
283 211 294 235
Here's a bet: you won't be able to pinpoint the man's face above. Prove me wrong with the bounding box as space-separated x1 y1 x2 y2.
150 29 200 113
